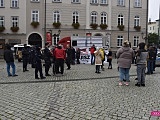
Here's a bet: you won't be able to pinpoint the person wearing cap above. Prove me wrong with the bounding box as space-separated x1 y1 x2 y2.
43 42 52 76
4 44 18 77
116 40 135 86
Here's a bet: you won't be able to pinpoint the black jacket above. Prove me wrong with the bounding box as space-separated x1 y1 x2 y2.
4 49 14 63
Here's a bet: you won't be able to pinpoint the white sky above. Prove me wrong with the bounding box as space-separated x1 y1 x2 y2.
149 0 160 21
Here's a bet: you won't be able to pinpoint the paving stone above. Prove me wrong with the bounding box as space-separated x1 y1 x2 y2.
0 60 160 120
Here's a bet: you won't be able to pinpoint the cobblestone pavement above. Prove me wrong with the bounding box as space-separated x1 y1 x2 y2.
0 59 160 120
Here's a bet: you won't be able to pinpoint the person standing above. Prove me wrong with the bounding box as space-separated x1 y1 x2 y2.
54 45 66 75
66 44 72 70
76 48 81 64
4 44 18 77
135 42 148 87
146 46 155 75
107 48 112 69
100 48 105 71
90 44 96 65
34 46 45 79
94 47 102 73
43 42 52 76
71 47 76 65
22 44 29 72
116 40 135 86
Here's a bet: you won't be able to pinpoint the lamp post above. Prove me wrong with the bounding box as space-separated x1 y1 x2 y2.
128 0 130 41
44 0 46 47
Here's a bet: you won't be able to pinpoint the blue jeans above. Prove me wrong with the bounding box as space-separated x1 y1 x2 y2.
147 60 153 74
6 62 15 76
91 54 95 65
119 67 130 82
137 64 146 84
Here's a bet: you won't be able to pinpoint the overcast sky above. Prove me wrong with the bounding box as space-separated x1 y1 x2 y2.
149 0 160 21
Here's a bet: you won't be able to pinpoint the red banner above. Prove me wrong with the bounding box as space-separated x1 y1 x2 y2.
46 32 52 45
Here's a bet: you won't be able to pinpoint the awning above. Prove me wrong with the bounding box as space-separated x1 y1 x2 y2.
58 37 71 49
58 37 71 44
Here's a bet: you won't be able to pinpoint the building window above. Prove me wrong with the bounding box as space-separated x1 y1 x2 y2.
133 36 139 47
53 34 60 45
11 0 19 8
117 0 125 6
91 11 97 24
100 0 107 4
52 0 61 2
150 27 151 30
53 11 60 22
11 16 18 27
72 11 79 23
31 0 40 2
72 34 79 36
118 14 124 25
101 12 107 24
134 0 141 7
72 0 80 3
117 36 123 47
153 26 154 30
0 0 4 7
31 10 39 22
134 15 140 26
90 0 98 4
0 16 4 27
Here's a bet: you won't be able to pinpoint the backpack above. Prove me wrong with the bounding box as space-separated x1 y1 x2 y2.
149 51 155 60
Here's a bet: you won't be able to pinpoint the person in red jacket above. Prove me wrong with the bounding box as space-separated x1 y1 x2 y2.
90 44 96 65
54 45 66 75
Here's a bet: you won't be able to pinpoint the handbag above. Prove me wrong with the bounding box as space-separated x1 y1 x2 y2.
108 56 112 59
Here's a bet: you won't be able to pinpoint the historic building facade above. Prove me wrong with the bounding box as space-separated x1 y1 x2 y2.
0 0 148 57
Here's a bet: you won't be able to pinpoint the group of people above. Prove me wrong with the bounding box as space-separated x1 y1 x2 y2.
4 41 157 87
90 44 113 73
116 40 158 87
3 43 80 79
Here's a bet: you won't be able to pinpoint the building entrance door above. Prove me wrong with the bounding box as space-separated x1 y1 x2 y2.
28 33 42 47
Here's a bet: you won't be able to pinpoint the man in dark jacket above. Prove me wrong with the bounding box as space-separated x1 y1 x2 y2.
34 46 46 79
4 44 18 77
66 44 72 70
43 42 52 76
22 44 29 72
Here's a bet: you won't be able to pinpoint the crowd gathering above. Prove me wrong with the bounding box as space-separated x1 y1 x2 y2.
3 40 158 87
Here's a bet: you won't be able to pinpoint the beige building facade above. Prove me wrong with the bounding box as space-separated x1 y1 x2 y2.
0 0 148 57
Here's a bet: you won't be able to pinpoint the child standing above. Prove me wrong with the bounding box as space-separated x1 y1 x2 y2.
135 42 148 87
